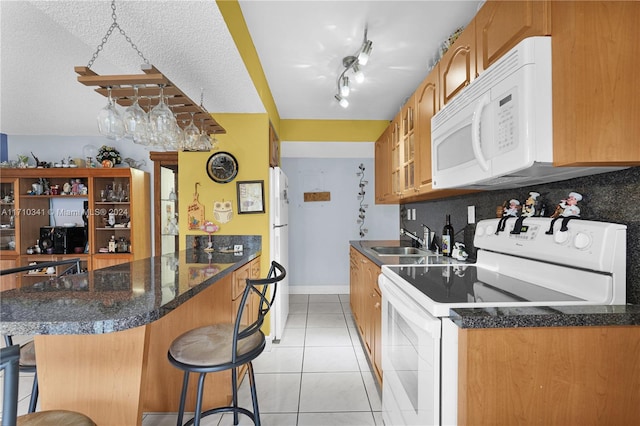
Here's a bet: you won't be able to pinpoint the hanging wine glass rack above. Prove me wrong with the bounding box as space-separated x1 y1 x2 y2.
75 64 225 136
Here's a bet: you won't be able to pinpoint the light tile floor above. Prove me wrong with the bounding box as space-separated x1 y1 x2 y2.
7 294 383 426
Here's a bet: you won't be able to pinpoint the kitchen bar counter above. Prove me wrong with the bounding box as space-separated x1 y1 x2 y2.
350 241 640 327
0 248 260 426
0 249 260 335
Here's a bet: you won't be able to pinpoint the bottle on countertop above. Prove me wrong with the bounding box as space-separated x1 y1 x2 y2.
108 235 117 253
442 214 454 257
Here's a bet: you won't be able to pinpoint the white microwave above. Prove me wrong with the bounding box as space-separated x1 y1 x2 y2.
431 36 622 189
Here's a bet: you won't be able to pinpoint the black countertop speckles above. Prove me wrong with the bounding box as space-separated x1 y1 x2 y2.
449 304 640 328
0 248 260 336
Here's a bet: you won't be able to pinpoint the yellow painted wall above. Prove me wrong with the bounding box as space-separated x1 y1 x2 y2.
178 112 271 276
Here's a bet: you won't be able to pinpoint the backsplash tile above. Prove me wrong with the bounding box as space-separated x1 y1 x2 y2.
403 167 640 305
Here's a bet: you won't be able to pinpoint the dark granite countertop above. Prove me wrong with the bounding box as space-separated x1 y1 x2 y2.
0 248 260 335
449 304 640 328
350 241 640 328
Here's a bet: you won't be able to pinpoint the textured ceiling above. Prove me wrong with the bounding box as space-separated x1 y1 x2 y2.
0 0 482 137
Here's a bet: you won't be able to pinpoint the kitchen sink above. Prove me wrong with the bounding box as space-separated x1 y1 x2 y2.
369 246 432 257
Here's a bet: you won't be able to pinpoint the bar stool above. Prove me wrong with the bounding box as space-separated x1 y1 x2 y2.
3 336 38 414
168 260 286 426
1 345 96 426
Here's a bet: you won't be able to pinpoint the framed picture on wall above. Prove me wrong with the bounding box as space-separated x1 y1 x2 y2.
237 180 265 214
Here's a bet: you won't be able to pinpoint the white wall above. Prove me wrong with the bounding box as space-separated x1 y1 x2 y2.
281 142 399 294
4 135 154 174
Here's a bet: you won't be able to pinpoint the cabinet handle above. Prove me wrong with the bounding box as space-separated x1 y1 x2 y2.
374 302 381 309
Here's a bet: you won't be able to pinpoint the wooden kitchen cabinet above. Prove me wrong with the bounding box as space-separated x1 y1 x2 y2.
0 168 150 284
400 95 416 198
231 257 261 382
413 69 438 194
389 117 402 201
374 0 639 203
374 126 392 204
349 247 363 324
439 20 476 106
550 0 640 166
387 68 480 203
457 325 640 425
349 247 383 385
475 0 551 74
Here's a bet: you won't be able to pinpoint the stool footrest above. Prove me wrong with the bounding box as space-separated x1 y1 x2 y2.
184 405 256 426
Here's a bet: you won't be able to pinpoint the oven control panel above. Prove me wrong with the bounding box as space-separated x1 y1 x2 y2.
474 217 626 274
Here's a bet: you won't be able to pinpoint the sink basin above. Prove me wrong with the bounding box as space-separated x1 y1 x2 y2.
369 246 431 257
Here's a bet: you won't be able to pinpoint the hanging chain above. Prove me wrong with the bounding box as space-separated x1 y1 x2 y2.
87 0 150 69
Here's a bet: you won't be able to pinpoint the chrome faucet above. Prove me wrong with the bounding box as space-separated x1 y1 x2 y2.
400 228 425 248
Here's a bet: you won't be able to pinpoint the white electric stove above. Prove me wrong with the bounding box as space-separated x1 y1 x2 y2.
378 217 627 426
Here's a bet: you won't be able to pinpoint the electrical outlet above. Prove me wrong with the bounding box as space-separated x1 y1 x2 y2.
467 205 476 224
234 244 243 252
411 209 416 221
406 209 412 220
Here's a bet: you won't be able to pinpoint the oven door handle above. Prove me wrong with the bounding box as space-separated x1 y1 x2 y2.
379 275 441 338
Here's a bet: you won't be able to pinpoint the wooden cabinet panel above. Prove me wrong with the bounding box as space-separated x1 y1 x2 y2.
440 21 476 106
92 254 131 270
475 0 551 74
458 325 640 425
400 95 416 197
349 248 382 385
414 70 439 194
0 257 18 291
349 247 362 323
550 0 640 166
390 118 402 200
232 261 251 301
374 126 392 204
372 287 382 384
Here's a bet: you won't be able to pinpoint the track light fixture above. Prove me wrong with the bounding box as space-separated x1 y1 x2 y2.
335 26 373 108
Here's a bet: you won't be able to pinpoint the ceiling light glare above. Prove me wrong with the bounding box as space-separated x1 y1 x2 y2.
358 40 373 66
335 94 349 108
353 65 364 83
340 76 350 97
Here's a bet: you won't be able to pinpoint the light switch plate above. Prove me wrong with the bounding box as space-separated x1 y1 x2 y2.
234 244 243 252
467 206 476 224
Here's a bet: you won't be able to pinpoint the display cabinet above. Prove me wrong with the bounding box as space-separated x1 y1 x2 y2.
0 177 19 290
0 168 150 287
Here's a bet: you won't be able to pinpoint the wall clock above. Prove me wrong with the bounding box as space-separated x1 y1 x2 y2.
206 151 239 183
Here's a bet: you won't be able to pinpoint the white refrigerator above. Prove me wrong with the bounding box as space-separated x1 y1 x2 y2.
269 167 289 342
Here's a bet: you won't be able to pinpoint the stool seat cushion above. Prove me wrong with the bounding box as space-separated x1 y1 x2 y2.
17 410 96 426
169 323 264 367
20 340 36 368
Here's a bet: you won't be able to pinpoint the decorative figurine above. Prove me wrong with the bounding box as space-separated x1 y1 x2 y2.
546 191 582 234
512 191 541 234
522 192 541 217
496 199 520 234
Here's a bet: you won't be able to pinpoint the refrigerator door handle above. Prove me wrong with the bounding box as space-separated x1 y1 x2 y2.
273 224 288 229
